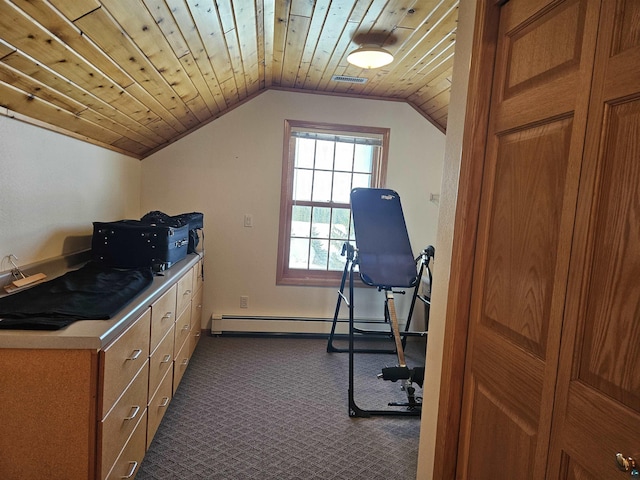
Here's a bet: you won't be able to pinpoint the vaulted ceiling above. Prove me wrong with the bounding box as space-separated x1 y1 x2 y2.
0 0 458 159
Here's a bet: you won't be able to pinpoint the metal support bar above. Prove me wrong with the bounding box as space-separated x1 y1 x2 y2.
346 257 426 418
327 242 434 417
327 242 397 354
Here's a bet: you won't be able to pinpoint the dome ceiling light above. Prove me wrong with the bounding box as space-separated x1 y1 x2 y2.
346 45 394 69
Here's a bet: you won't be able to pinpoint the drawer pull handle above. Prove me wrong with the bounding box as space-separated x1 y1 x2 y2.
182 324 190 331
195 332 201 338
121 461 138 479
162 312 172 320
196 304 202 310
124 405 140 421
159 397 170 408
181 358 189 366
126 349 142 361
161 354 172 363
183 289 192 296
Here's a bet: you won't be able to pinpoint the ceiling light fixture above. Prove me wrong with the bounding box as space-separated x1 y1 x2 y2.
346 45 394 69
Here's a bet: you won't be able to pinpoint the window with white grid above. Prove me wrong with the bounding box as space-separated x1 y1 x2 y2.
277 120 389 286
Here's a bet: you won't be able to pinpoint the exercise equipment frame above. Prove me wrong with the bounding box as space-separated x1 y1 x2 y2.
327 187 434 417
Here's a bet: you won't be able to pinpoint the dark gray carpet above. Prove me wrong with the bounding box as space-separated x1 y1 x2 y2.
137 335 425 480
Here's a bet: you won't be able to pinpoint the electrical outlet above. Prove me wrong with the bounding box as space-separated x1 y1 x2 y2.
243 214 253 227
240 295 249 308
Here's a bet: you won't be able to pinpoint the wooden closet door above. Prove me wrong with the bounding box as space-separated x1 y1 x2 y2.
455 1 600 478
546 2 640 478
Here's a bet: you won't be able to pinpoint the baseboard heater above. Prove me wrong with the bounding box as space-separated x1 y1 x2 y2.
210 314 401 337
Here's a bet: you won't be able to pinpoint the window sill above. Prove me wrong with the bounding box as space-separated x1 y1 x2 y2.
276 270 344 287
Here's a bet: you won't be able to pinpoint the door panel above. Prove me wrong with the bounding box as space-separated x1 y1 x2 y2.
503 0 586 98
578 99 640 408
560 381 640 478
467 380 538 479
560 453 601 480
482 118 572 358
495 0 597 133
611 0 640 55
548 2 640 476
456 1 600 479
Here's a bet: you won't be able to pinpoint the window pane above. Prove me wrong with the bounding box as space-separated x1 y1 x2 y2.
332 172 352 203
295 138 315 168
329 240 346 271
293 168 313 201
312 170 332 202
315 140 334 170
354 144 374 172
335 142 354 171
309 239 328 270
291 205 311 237
352 173 371 189
331 208 351 239
349 213 356 241
289 238 310 269
312 207 331 238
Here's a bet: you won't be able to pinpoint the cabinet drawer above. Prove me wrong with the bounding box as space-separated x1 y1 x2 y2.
101 309 151 417
147 367 173 448
104 410 147 480
149 324 174 398
190 287 203 356
150 284 176 352
173 338 190 394
174 305 191 355
100 362 148 477
191 287 203 331
193 258 203 294
190 323 202 357
176 270 193 318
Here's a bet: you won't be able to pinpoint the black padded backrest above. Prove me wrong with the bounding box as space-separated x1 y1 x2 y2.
351 188 418 289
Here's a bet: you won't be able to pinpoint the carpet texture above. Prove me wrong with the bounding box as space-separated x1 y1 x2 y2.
137 335 425 480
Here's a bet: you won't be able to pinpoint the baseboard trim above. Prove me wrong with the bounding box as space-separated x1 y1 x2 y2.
210 315 398 336
216 315 387 324
210 331 334 339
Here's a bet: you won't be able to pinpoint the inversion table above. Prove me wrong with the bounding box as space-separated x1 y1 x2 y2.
327 188 433 417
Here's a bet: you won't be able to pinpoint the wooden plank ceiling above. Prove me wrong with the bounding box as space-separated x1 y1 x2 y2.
0 0 458 158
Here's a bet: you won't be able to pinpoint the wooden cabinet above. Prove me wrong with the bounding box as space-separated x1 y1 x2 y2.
173 336 191 394
148 325 174 400
174 306 192 358
98 306 152 479
193 257 203 297
146 368 173 449
0 349 98 479
99 310 151 418
173 297 192 394
138 260 203 470
172 258 203 394
190 286 203 355
190 256 204 355
0 254 204 480
176 269 193 319
104 411 147 480
99 359 149 477
150 284 176 352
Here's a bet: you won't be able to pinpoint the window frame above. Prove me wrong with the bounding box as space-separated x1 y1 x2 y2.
276 119 389 286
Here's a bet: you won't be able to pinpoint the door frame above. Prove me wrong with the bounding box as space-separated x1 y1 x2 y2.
431 2 504 479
